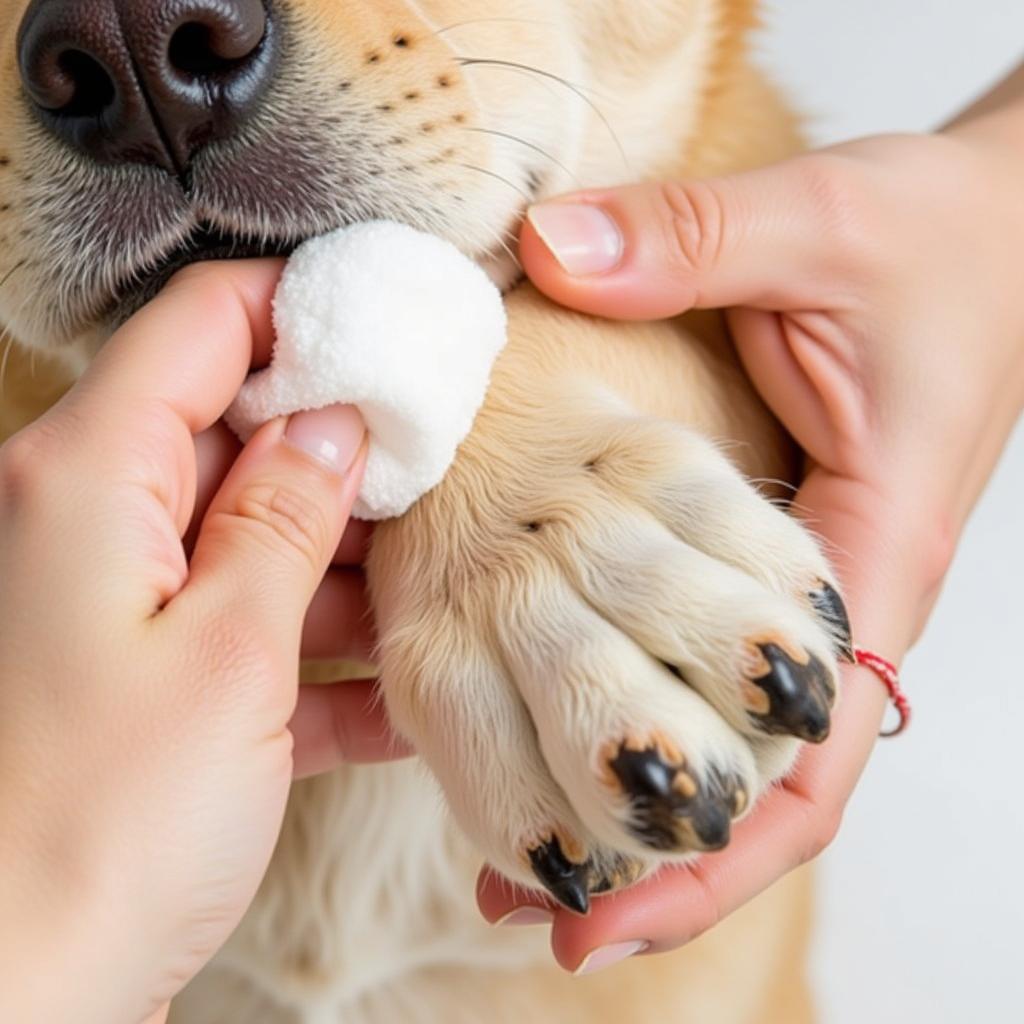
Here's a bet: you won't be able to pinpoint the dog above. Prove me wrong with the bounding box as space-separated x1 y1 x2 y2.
0 1 850 1020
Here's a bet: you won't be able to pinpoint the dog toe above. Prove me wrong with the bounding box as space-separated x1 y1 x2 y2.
604 740 745 853
744 640 834 743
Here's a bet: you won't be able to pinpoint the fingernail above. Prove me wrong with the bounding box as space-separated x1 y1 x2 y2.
284 405 366 475
495 907 555 927
573 940 650 976
527 203 624 276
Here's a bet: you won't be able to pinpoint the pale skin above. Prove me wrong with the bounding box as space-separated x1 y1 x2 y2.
0 263 407 1024
1 64 1023 1023
479 61 1024 969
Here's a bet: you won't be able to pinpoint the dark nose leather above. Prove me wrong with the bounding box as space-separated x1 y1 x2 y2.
17 0 278 173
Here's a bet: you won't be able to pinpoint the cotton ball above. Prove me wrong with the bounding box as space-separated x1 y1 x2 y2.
226 221 508 520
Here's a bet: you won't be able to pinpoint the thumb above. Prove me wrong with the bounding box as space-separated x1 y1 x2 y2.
181 405 367 640
521 161 849 320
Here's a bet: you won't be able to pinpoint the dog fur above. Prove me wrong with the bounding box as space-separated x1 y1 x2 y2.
0 2 838 1020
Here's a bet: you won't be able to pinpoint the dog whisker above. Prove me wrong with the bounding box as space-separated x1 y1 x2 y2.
456 162 534 203
749 477 800 495
0 257 26 293
455 56 603 99
464 127 582 189
433 17 555 37
0 329 18 400
455 56 629 171
476 217 523 272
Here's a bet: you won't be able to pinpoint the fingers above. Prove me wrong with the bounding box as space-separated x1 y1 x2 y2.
177 405 367 645
520 160 860 320
64 260 283 440
289 679 412 777
187 424 242 552
188 418 376 662
190 423 375 566
30 261 283 556
301 567 375 661
334 517 374 566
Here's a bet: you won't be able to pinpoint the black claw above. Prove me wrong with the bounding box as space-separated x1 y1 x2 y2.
528 839 591 915
750 643 833 743
608 744 737 853
690 771 734 850
810 581 855 663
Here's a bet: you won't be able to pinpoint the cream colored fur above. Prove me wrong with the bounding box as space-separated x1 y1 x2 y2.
0 2 833 1020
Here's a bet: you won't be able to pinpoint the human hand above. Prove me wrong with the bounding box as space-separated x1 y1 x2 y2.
477 128 1024 970
0 262 405 1024
189 419 391 777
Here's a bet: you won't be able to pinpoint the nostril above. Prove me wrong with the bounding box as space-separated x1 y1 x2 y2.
171 24 237 76
168 18 264 78
49 51 117 117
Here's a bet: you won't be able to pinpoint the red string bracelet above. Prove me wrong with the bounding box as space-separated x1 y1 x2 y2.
853 646 911 738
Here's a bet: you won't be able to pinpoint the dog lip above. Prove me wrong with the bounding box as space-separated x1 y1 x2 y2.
108 223 300 322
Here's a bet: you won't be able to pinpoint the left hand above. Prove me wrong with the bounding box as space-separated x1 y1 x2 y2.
0 261 406 1024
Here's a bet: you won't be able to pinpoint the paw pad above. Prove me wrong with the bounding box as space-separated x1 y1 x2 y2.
745 640 833 742
603 741 745 853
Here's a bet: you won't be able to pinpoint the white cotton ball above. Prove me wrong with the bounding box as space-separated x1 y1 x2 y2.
226 221 508 520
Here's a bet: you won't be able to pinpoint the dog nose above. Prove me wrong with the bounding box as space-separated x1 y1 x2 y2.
17 0 278 173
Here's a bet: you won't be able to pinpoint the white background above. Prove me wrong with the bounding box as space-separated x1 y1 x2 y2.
752 4 1024 1022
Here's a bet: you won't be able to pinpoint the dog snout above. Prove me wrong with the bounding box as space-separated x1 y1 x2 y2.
17 0 278 173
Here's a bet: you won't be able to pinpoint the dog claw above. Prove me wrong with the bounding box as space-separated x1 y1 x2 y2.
749 643 832 742
528 838 591 915
810 581 854 663
607 744 742 853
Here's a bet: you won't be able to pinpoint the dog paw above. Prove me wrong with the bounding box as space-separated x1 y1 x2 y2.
369 400 847 907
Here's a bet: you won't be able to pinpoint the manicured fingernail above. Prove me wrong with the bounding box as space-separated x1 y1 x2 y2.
495 906 555 927
527 203 624 276
573 940 649 976
284 405 366 475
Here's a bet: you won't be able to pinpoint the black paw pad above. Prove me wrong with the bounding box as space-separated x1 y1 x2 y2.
528 837 592 915
810 581 855 664
749 643 833 742
607 744 743 853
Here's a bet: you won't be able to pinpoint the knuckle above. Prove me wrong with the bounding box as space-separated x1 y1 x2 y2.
162 263 246 326
0 424 59 509
805 804 844 861
202 608 275 675
919 515 958 599
790 153 877 260
182 607 281 708
165 259 223 291
222 480 332 575
656 179 730 286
